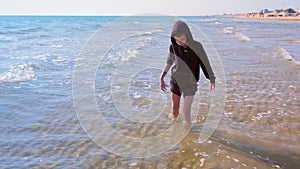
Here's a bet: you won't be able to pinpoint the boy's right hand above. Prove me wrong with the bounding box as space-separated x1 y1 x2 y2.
160 79 168 92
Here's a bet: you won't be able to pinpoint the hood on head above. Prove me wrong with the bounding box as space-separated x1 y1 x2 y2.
171 20 194 46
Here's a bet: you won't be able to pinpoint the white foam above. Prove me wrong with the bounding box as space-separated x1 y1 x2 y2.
205 18 218 22
273 47 300 64
214 21 223 25
129 162 137 167
151 28 164 33
187 18 218 23
51 44 63 48
0 64 35 83
221 27 251 42
232 158 240 163
251 110 272 121
139 28 164 36
274 164 281 168
199 158 205 167
34 54 50 62
127 49 138 57
112 85 121 89
139 37 152 47
0 35 17 42
288 85 296 89
132 92 142 99
52 56 65 65
121 49 139 62
242 163 248 167
221 27 234 34
233 32 251 42
140 31 152 35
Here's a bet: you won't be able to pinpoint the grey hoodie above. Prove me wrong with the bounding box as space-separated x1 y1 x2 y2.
167 20 215 85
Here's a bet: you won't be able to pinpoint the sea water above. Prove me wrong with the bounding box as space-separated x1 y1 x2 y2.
0 16 299 168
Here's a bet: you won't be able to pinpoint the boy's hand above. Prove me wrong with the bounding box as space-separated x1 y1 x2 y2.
210 83 215 91
160 79 168 91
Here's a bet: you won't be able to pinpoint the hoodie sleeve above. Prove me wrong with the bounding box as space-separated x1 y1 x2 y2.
197 43 216 83
166 45 174 65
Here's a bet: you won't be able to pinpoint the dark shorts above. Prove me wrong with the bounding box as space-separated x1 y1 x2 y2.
170 76 197 97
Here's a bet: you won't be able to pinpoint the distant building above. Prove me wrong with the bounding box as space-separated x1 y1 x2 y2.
296 8 300 16
284 8 296 13
261 9 271 14
265 8 297 17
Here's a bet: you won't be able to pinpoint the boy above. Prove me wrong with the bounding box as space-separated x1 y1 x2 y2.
159 20 215 124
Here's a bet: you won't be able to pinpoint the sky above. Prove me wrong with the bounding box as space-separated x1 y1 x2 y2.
0 0 299 16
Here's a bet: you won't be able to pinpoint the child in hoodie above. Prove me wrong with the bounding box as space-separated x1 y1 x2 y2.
159 20 215 124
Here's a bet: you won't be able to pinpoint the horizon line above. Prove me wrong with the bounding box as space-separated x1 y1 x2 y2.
0 13 224 17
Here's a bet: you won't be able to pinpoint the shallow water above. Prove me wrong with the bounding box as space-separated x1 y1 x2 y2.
0 16 299 168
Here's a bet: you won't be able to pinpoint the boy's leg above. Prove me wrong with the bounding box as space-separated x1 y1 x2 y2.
171 92 180 118
183 95 194 124
169 92 180 124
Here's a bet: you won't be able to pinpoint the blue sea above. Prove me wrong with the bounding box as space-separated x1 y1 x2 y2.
0 16 299 168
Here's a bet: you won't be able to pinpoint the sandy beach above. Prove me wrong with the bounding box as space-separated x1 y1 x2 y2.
233 14 300 22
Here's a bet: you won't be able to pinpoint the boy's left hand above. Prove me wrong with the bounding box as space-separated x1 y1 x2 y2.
210 83 215 91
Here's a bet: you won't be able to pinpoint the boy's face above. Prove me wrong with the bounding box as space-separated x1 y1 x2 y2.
174 34 187 47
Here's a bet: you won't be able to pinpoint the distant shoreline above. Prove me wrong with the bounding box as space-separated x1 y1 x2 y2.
232 14 300 22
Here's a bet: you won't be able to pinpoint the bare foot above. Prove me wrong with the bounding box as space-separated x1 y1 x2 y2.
168 113 178 124
182 120 191 125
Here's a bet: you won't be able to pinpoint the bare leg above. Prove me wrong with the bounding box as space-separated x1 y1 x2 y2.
170 93 180 123
183 95 194 124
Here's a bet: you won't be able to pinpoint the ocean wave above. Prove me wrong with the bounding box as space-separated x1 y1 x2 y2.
188 18 223 25
52 56 66 65
120 35 154 62
221 27 251 42
233 32 251 42
189 18 218 23
51 44 63 48
138 28 164 36
0 35 17 42
152 28 164 33
221 27 234 34
121 49 139 62
0 64 35 83
214 21 223 25
0 27 42 37
273 47 300 64
33 54 51 62
138 37 152 48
